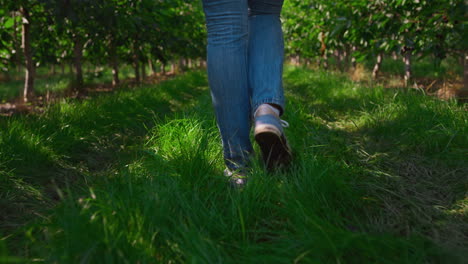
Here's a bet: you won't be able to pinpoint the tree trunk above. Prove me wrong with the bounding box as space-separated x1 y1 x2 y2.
73 37 85 96
161 63 166 74
111 66 119 88
351 46 357 70
463 53 468 94
134 57 140 85
291 55 300 66
109 40 119 87
178 58 185 72
148 58 154 75
344 47 350 70
321 52 329 70
141 60 147 80
403 50 412 87
13 11 22 73
372 53 383 79
335 49 344 72
170 63 175 74
20 6 35 103
111 57 119 88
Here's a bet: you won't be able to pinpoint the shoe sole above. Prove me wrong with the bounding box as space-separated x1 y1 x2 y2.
255 130 292 170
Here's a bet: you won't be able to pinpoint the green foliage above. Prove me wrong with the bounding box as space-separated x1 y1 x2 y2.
283 0 466 65
2 0 464 94
0 0 206 90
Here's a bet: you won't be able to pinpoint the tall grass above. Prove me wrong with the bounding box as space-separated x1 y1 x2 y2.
1 67 466 263
0 71 207 250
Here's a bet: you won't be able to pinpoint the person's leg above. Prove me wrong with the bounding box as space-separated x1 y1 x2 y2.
202 0 253 172
248 0 285 114
248 0 291 169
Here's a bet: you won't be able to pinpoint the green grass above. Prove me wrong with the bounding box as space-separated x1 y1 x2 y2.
0 73 72 102
0 64 137 102
364 56 463 80
324 55 463 81
1 67 466 263
0 71 207 251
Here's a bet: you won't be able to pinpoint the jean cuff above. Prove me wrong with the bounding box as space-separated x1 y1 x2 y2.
252 98 285 116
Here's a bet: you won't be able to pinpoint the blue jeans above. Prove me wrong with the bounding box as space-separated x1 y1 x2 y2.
202 0 285 171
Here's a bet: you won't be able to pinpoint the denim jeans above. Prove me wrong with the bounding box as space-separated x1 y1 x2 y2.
202 0 285 171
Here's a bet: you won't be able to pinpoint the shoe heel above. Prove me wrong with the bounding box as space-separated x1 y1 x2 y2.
255 131 291 170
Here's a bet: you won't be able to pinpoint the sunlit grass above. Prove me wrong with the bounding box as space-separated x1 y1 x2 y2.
370 56 463 79
0 71 208 255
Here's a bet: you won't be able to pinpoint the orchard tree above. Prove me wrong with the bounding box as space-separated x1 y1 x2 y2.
0 0 207 102
283 0 466 88
0 0 55 102
46 0 107 96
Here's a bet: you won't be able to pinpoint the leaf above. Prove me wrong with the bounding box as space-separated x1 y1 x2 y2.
2 17 14 29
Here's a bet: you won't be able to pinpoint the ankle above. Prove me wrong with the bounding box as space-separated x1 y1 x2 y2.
254 103 281 118
267 103 283 115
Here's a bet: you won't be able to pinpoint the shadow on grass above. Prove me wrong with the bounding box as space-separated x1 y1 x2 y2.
28 102 457 263
2 67 465 262
284 67 467 258
0 71 208 240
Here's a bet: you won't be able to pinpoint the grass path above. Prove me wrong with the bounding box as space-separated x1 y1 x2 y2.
1 67 466 263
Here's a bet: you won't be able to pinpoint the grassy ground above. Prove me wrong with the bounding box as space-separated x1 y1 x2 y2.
0 65 136 102
377 56 463 80
1 67 466 263
0 73 72 102
325 55 463 92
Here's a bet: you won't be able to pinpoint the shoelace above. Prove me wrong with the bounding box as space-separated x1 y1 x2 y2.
280 119 289 128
